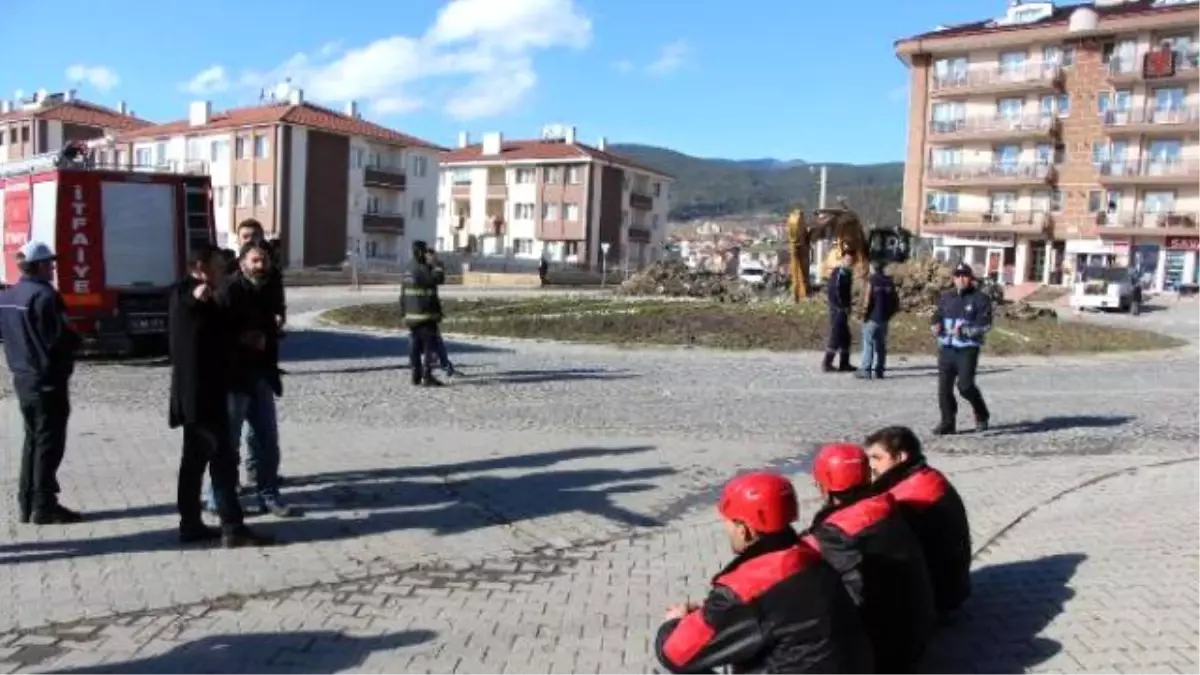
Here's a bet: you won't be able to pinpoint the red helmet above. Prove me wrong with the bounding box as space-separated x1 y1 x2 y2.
718 472 798 533
813 443 870 493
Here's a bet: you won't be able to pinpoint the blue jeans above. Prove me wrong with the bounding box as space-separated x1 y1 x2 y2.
859 320 889 375
204 377 281 508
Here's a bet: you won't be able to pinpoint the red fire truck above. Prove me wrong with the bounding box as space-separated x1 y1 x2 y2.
0 141 216 354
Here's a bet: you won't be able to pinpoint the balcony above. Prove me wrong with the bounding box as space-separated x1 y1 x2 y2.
929 114 1061 142
1096 158 1200 186
1092 210 1199 238
363 166 406 190
362 211 405 234
1107 49 1199 85
1103 105 1200 136
630 192 653 210
485 182 508 199
922 211 1052 236
450 180 471 198
930 63 1063 98
925 162 1057 188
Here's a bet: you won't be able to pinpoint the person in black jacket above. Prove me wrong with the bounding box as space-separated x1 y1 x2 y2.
930 263 992 435
235 219 286 329
0 241 83 525
655 471 872 674
168 244 272 548
865 425 972 616
823 249 855 373
856 263 899 380
400 241 445 387
803 443 937 674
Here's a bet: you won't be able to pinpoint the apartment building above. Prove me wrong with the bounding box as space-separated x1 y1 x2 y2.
436 125 673 269
0 89 149 162
112 85 444 268
897 0 1200 292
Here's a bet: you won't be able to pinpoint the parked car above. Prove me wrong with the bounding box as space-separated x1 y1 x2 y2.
1070 265 1135 312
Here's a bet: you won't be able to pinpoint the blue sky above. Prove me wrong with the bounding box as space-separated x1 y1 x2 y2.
2 0 1003 164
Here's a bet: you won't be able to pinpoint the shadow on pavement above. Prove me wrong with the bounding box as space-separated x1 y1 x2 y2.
458 367 639 386
923 553 1086 674
876 366 1014 380
987 415 1134 436
51 629 437 674
280 329 511 363
0 445 667 565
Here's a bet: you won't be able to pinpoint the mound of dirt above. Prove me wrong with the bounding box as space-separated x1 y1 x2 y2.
615 260 758 303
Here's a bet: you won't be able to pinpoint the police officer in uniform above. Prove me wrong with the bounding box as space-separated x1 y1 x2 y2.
400 241 445 387
823 249 855 373
930 263 992 435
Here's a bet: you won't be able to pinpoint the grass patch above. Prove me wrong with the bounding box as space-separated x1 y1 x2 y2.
322 298 1185 356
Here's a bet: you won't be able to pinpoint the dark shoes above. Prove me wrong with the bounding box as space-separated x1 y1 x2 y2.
28 504 84 525
258 496 298 518
855 371 885 380
976 416 990 432
179 524 221 545
931 423 956 437
221 527 276 548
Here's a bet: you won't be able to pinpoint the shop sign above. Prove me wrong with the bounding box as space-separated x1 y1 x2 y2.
1165 237 1199 252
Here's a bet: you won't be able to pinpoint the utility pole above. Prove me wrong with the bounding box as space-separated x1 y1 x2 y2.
815 165 829 267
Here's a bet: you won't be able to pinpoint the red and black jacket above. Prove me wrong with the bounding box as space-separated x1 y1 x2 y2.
803 492 937 673
654 529 873 674
873 458 973 613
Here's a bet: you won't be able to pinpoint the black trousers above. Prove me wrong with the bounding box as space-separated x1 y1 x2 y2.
15 381 71 517
408 321 438 378
826 309 851 357
937 346 990 426
179 421 245 531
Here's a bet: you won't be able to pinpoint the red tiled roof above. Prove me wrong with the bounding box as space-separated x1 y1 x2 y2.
440 138 674 179
116 101 445 150
0 100 152 131
897 0 1196 45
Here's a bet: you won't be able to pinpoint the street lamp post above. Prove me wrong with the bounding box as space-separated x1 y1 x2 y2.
600 242 611 288
810 165 829 270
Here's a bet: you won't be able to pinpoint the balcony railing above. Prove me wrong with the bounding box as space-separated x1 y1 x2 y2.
362 211 405 234
1108 49 1200 81
929 113 1061 139
930 63 1063 95
630 192 653 210
364 166 406 190
1094 210 1199 234
922 210 1052 234
926 162 1057 186
1096 158 1200 183
1102 105 1200 133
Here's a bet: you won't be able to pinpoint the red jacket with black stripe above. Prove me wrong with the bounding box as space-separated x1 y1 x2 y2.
803 492 937 673
874 458 973 613
654 529 872 674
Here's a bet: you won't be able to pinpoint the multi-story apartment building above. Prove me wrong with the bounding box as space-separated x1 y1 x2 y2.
898 0 1200 292
112 84 444 268
0 89 149 162
436 125 673 269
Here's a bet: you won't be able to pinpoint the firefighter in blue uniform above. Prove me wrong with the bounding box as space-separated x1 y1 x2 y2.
823 249 855 373
930 263 992 435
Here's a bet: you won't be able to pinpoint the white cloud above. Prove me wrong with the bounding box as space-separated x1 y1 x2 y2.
182 0 591 120
612 60 635 74
180 66 230 96
646 40 690 77
65 64 120 92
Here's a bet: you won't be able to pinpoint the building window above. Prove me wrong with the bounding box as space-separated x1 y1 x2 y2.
564 203 580 221
988 191 1017 214
1087 189 1122 213
235 137 248 160
214 186 228 208
1031 189 1063 212
1153 87 1186 111
1039 94 1069 117
411 198 426 219
544 166 560 184
653 182 661 197
567 166 582 184
514 203 535 220
933 56 968 84
998 51 1027 75
452 169 471 185
134 148 151 166
116 150 127 167
253 136 269 159
996 97 1024 118
210 140 229 162
515 168 536 184
356 148 365 169
253 184 270 207
154 143 167 165
925 191 959 213
513 238 534 255
542 202 560 220
235 185 250 208
929 147 962 166
1143 190 1176 214
652 214 660 230
1042 45 1075 68
412 155 428 177
20 125 30 142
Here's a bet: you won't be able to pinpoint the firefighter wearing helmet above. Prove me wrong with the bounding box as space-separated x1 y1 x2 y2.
654 471 873 674
803 443 938 673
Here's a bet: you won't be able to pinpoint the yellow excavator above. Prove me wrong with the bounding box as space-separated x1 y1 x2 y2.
786 200 871 302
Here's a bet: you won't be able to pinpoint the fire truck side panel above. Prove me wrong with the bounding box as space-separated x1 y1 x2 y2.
100 182 178 289
0 176 33 284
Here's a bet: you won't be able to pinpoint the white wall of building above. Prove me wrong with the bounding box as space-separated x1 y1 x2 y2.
44 120 64 153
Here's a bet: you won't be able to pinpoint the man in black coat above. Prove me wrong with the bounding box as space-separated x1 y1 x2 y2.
168 244 272 548
400 241 446 387
823 249 855 373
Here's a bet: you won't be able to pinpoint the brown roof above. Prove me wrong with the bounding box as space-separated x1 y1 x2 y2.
897 0 1196 45
0 99 152 131
116 101 445 150
441 138 674 179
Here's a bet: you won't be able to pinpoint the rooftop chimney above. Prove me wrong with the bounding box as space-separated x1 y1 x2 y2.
481 131 502 156
189 100 212 127
597 136 607 151
564 126 577 144
344 101 358 118
288 88 304 105
64 89 76 102
457 131 471 148
118 101 127 115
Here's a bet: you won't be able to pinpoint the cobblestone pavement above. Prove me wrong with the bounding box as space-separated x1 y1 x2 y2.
0 292 1196 673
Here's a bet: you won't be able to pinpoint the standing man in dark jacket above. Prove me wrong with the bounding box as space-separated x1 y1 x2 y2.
865 425 972 615
856 262 899 380
235 219 286 329
655 472 872 674
823 249 855 373
0 241 83 525
209 241 294 517
401 241 445 387
803 443 937 673
930 263 993 435
168 244 272 548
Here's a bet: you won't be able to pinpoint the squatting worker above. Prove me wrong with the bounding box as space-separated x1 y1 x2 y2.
0 241 84 525
400 241 446 387
168 244 273 548
823 248 855 373
930 262 993 435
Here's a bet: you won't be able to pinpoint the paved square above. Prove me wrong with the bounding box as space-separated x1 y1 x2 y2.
1 290 1197 673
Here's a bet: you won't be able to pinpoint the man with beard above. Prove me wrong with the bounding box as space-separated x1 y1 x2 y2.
235 219 286 330
205 241 295 517
169 244 273 547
